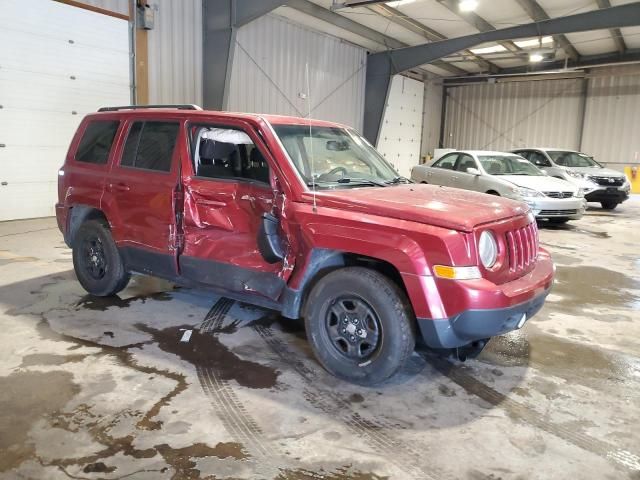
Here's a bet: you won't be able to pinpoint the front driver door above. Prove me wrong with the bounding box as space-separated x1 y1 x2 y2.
180 121 285 302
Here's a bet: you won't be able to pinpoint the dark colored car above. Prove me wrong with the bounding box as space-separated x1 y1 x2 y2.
57 105 554 385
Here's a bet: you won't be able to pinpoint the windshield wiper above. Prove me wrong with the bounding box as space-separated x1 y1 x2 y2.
385 176 412 185
336 177 388 187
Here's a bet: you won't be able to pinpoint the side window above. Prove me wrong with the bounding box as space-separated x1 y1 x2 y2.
121 121 179 172
432 154 458 170
193 127 270 184
515 150 529 160
75 120 119 164
530 151 551 167
456 154 477 173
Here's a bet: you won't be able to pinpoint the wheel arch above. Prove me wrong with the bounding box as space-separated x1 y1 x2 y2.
66 205 109 247
281 248 411 320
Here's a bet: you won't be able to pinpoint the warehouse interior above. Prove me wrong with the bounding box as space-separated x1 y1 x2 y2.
1 0 639 479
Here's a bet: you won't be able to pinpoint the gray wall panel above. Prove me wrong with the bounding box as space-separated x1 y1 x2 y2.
77 0 129 16
147 0 203 105
421 75 443 160
227 14 366 131
582 65 640 169
443 79 584 152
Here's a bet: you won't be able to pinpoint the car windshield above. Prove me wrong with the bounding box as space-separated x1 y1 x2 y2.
478 155 544 176
548 151 601 168
272 124 403 188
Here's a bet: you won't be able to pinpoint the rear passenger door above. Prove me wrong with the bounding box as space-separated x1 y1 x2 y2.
104 119 182 279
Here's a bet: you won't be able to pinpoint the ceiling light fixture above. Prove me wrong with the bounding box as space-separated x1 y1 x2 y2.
386 0 417 6
529 52 544 63
459 0 479 12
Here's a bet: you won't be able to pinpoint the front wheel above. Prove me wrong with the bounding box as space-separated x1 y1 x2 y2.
601 200 619 210
304 267 416 385
72 220 130 296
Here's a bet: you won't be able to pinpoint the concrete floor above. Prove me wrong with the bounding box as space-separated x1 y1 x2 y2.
1 199 639 480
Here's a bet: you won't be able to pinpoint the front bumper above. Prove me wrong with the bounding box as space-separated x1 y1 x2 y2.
416 252 554 349
525 197 587 219
584 186 629 203
417 287 550 348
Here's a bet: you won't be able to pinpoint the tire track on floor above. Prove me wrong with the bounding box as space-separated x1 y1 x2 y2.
429 356 640 473
197 298 274 459
253 324 447 480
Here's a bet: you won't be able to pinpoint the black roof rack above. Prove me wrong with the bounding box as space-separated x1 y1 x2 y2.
97 104 202 112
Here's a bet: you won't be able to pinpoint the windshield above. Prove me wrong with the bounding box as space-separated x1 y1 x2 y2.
478 155 544 176
272 125 402 188
548 151 601 168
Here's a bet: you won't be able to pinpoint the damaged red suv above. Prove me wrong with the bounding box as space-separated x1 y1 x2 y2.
57 105 554 385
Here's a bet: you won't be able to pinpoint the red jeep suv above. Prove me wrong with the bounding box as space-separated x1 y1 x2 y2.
56 105 554 385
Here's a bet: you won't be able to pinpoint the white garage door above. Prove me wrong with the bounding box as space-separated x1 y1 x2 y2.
376 75 425 178
0 0 130 221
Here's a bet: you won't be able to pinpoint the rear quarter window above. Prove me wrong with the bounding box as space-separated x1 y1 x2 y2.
75 120 120 164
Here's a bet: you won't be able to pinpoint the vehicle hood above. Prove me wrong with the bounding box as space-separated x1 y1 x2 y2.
500 175 576 192
308 184 528 232
568 166 626 178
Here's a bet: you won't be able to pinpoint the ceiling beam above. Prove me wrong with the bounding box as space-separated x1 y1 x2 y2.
513 0 580 61
365 3 499 73
286 0 468 75
595 0 627 54
436 0 522 54
483 48 640 77
363 2 640 143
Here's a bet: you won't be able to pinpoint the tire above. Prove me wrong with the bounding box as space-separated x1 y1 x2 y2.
304 267 416 385
600 200 618 210
487 191 500 196
72 220 130 296
547 218 570 224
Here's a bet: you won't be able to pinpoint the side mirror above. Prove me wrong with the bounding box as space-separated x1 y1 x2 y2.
257 213 285 264
467 167 481 176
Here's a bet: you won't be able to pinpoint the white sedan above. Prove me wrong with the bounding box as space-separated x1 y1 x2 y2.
411 150 587 223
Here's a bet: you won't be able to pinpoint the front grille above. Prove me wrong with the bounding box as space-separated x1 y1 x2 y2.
539 209 578 216
544 191 573 199
505 222 538 273
589 176 624 186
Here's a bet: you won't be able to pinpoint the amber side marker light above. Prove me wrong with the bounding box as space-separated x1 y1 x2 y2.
433 265 482 280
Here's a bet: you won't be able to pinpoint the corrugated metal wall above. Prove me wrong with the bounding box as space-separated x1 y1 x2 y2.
77 0 129 16
227 14 366 131
443 79 584 152
147 0 202 105
582 65 640 168
421 75 443 159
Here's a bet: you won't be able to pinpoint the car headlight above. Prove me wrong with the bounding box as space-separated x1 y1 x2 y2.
576 188 585 198
566 171 584 179
513 186 544 198
478 231 498 269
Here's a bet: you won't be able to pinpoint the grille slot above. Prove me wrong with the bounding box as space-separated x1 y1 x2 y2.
544 191 573 199
505 222 539 273
589 176 624 186
539 209 578 216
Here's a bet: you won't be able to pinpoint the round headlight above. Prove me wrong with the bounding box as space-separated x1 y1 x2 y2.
479 231 498 268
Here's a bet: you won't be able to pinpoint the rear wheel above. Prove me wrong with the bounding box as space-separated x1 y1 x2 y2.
601 200 618 210
304 267 416 385
72 220 130 296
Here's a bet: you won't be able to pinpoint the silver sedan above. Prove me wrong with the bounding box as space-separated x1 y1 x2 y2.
411 150 587 223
